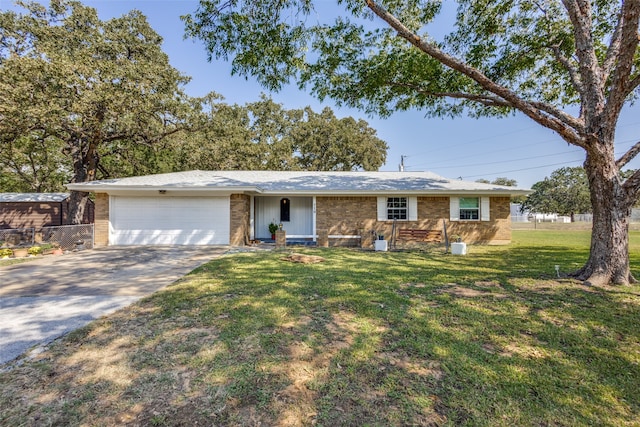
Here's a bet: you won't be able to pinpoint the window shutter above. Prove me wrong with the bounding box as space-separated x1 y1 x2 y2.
409 197 418 221
449 197 460 221
377 197 387 221
481 197 491 221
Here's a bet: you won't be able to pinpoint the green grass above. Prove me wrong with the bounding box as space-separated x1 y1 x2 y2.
1 230 639 426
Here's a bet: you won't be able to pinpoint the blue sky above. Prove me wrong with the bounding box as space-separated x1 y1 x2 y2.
3 0 640 188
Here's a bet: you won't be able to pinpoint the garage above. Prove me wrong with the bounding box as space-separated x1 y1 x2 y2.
110 196 229 245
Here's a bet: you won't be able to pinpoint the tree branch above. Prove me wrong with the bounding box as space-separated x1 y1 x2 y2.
602 11 624 82
533 0 584 96
604 0 640 126
616 140 640 169
365 0 586 148
527 101 585 130
386 80 585 130
385 81 511 107
627 72 640 94
622 167 640 202
549 43 584 96
561 0 605 117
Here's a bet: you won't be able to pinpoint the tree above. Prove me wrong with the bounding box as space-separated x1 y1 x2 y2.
0 1 192 222
171 95 388 171
475 177 518 186
476 177 524 202
491 177 518 187
185 0 640 285
292 106 388 171
521 167 591 222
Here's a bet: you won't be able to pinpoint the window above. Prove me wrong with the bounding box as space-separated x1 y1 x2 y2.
459 197 479 220
377 196 417 221
387 197 408 220
280 198 290 222
450 197 490 221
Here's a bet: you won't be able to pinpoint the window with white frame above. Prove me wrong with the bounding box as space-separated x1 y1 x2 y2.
386 197 408 220
450 196 490 221
377 196 418 221
459 197 480 220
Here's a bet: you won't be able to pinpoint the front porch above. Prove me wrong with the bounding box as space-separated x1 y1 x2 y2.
253 196 316 242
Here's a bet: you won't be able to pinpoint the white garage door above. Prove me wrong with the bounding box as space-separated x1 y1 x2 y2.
110 196 230 245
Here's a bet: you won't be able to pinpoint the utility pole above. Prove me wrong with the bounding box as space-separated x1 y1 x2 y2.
399 155 406 172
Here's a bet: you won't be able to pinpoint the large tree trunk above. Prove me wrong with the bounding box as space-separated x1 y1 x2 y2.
68 190 91 225
67 135 98 225
574 151 636 286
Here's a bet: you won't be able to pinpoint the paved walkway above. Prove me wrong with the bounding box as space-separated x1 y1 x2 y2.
0 246 228 367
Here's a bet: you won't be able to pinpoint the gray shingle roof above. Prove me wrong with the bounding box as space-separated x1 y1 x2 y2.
66 170 530 194
0 193 70 203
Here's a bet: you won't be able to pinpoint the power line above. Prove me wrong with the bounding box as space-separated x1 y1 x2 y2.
460 159 585 179
422 149 583 170
409 125 541 157
406 136 640 172
430 142 639 180
408 137 562 170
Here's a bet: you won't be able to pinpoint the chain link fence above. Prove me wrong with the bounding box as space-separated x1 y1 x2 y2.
1 224 94 250
41 225 94 250
0 228 35 248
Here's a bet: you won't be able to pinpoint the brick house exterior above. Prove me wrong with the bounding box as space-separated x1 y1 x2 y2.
73 171 528 248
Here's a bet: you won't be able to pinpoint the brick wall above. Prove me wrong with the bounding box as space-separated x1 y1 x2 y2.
316 196 377 247
444 197 511 244
94 193 109 247
230 194 250 245
315 195 512 247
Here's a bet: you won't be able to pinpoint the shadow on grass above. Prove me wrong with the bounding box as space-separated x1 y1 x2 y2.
1 245 639 426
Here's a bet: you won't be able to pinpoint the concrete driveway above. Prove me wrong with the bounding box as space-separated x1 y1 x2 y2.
0 246 228 368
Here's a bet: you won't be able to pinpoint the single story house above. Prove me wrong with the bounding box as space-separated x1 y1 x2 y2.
0 193 94 230
66 170 530 247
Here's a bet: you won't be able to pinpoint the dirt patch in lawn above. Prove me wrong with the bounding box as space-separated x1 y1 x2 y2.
281 253 326 264
438 284 507 299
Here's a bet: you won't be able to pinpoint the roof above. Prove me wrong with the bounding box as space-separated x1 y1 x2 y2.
66 170 531 195
0 193 70 203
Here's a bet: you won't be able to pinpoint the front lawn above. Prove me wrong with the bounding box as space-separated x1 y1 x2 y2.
1 230 639 426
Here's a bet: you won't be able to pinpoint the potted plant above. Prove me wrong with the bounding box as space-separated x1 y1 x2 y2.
51 242 63 255
0 248 13 259
28 246 43 256
268 222 279 240
41 242 63 255
13 247 29 257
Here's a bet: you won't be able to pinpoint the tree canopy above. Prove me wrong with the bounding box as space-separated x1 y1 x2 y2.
184 0 640 285
475 177 518 187
1 0 192 221
171 95 388 171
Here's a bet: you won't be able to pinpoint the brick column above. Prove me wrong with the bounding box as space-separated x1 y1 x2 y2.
229 194 250 246
94 193 109 247
275 229 286 248
317 229 329 247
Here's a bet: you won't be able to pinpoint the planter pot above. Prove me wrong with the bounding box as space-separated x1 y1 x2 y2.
52 248 63 256
451 242 467 255
13 248 29 258
374 239 388 252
